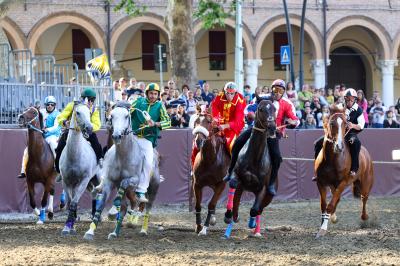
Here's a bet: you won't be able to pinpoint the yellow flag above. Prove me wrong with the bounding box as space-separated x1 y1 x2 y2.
85 53 111 80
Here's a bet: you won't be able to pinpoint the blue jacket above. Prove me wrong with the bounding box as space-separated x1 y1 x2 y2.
41 109 61 138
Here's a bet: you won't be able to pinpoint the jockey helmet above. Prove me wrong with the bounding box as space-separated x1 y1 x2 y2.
271 79 286 94
44 95 57 105
81 88 97 99
344 88 357 98
145 83 160 94
224 82 237 94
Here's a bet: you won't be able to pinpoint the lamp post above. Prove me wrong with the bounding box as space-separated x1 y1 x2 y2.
282 0 295 87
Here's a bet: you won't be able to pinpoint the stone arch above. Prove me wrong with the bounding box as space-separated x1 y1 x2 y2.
110 13 169 59
255 14 323 60
27 11 105 54
193 18 254 59
0 17 26 50
392 29 400 60
327 16 391 60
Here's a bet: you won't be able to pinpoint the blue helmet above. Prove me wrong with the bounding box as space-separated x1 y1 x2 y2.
44 96 57 105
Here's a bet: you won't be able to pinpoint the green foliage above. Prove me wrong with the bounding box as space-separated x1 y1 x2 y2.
194 0 236 30
108 0 147 17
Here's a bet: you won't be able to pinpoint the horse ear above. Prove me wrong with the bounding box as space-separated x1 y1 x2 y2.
84 97 89 105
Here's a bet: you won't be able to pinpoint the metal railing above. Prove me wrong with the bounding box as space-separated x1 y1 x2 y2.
0 83 114 127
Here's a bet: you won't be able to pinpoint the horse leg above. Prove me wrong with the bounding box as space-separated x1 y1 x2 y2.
84 182 111 240
198 182 225 236
249 185 267 229
27 181 39 216
62 182 87 236
253 193 273 237
224 185 242 239
126 188 139 228
360 178 372 220
46 180 55 221
224 187 236 224
140 178 160 235
37 188 49 225
193 183 203 234
316 182 329 238
59 189 66 210
108 186 127 239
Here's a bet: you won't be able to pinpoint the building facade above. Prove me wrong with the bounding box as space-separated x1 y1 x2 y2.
1 0 400 105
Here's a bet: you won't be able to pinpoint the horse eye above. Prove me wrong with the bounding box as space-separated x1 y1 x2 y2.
125 115 129 119
76 111 80 115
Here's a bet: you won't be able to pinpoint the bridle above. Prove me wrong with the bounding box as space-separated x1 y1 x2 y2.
69 103 91 138
108 106 133 136
325 112 350 143
252 104 276 134
20 107 43 134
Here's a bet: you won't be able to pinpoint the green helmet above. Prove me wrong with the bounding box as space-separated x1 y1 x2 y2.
81 88 96 98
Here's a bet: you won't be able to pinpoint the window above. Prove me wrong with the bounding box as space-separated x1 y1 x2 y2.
142 30 160 70
209 31 226 70
273 32 288 71
72 29 91 69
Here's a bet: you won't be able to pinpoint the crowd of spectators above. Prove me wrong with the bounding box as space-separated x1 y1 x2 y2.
112 77 400 130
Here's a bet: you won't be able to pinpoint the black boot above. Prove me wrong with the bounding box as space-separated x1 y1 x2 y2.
17 173 26 179
267 176 277 196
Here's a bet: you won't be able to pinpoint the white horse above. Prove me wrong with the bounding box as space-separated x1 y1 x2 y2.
84 102 160 240
60 100 99 235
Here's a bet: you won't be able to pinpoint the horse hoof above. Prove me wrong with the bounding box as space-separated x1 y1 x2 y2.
108 232 118 240
195 225 203 234
361 214 369 221
330 213 338 224
198 226 208 236
36 220 44 225
157 226 164 232
48 212 54 220
209 215 217 226
59 203 66 211
140 229 148 236
34 208 40 216
69 228 77 235
233 216 240 223
252 232 262 238
61 227 70 236
108 213 117 221
83 232 94 241
224 216 232 225
315 229 327 239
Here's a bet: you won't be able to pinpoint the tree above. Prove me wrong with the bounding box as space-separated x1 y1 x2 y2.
110 0 234 89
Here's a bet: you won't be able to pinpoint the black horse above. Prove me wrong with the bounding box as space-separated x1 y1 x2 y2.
224 99 277 238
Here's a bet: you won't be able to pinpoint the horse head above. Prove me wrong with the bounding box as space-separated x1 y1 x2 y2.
109 101 132 145
254 100 276 136
72 101 93 138
192 112 215 150
18 106 43 132
325 104 346 153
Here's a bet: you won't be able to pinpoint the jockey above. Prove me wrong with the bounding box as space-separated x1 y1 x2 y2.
313 88 365 179
54 88 103 173
224 79 299 195
130 83 171 202
17 96 61 179
191 82 245 166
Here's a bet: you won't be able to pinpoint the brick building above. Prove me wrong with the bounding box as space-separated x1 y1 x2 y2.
1 0 400 104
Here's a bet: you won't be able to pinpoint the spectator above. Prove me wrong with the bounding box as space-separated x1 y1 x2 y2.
300 103 313 127
383 110 399 128
171 104 190 128
128 78 137 90
121 90 128 101
388 106 398 121
201 81 215 106
252 86 262 99
310 95 322 116
185 90 198 116
285 81 297 107
301 114 316 129
167 79 176 91
298 84 313 109
333 85 341 103
113 80 122 101
370 99 386 128
212 88 220 97
318 88 329 106
137 82 146 96
243 85 252 104
261 85 270 94
316 105 330 128
165 104 174 118
395 97 400 115
326 88 334 104
161 92 169 106
194 88 205 103
179 84 190 101
357 90 369 127
119 77 128 91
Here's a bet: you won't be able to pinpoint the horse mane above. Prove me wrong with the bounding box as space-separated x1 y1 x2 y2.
37 108 44 129
113 101 131 110
329 103 345 114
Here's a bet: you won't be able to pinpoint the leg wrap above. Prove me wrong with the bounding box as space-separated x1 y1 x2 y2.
195 211 202 225
226 188 235 211
204 209 215 227
66 202 77 227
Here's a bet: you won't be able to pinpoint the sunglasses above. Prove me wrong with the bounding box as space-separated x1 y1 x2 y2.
226 92 235 96
46 103 55 107
272 86 285 94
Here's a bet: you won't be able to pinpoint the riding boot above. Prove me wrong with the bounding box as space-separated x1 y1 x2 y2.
55 130 68 173
87 133 104 164
223 128 252 183
267 137 281 196
312 136 324 182
347 135 361 175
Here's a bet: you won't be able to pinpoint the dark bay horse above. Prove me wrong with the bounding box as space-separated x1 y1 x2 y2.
315 104 374 238
18 107 58 224
224 100 277 238
192 112 231 235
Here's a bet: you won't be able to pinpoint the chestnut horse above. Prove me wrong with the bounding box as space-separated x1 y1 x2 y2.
18 107 58 224
192 112 230 236
315 104 374 238
223 100 277 238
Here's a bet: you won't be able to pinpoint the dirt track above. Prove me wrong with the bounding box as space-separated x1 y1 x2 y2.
0 197 399 265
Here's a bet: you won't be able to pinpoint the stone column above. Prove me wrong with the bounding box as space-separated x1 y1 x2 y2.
310 59 330 89
244 59 262 92
379 60 398 106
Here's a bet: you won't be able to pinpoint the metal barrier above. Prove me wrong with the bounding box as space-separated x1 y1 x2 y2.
9 50 33 83
0 83 113 126
54 63 79 85
32 56 56 85
0 43 10 80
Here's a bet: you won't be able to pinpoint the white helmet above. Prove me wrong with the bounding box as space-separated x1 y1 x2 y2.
44 95 57 105
344 88 357 98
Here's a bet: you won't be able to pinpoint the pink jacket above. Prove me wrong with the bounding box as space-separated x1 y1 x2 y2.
359 99 369 124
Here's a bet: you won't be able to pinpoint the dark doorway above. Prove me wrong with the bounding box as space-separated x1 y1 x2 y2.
72 29 91 69
328 46 366 92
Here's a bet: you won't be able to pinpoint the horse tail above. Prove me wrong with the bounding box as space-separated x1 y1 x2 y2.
352 179 361 198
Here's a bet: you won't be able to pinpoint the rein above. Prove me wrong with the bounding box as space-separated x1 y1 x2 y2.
325 112 351 143
21 107 43 134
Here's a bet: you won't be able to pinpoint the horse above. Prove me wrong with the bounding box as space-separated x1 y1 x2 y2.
18 107 58 224
314 104 374 238
83 102 161 240
59 100 100 235
223 100 277 238
192 112 231 236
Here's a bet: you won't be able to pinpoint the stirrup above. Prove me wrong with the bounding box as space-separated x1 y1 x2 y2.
311 176 318 182
349 171 357 177
223 173 232 183
17 173 26 179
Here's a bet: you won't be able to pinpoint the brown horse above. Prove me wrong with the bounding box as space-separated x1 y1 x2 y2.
223 100 277 238
18 107 58 224
192 112 231 235
315 104 374 238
